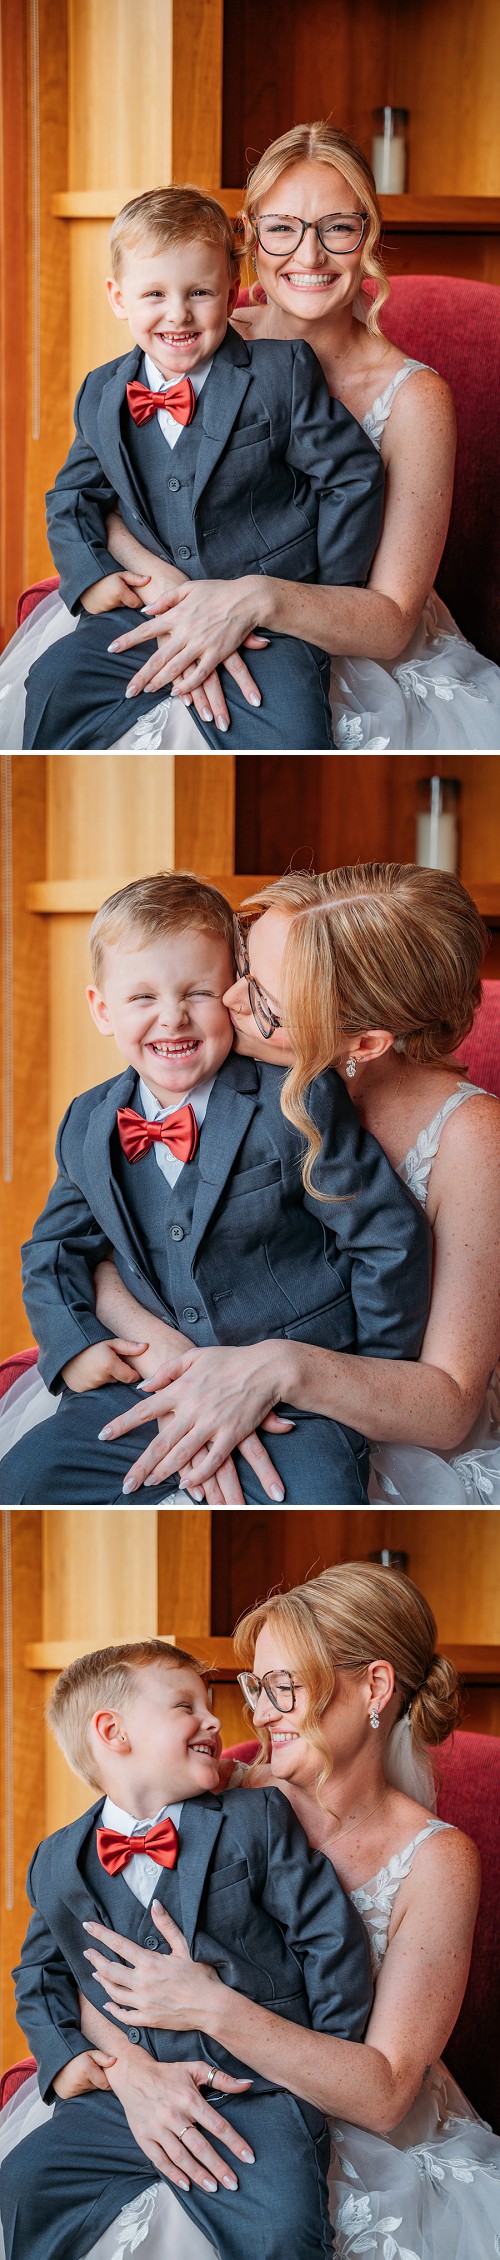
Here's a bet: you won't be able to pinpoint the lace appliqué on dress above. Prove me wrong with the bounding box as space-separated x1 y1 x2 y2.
350 1821 448 1977
108 2187 158 2256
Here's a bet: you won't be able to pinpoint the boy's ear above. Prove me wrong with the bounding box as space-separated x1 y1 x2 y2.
92 1708 131 1753
106 276 130 322
86 984 115 1037
227 276 241 319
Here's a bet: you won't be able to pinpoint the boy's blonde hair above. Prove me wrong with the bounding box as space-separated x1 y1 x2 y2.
234 1562 461 1802
110 185 240 284
242 863 488 1199
47 1639 205 1789
243 121 389 338
89 869 234 990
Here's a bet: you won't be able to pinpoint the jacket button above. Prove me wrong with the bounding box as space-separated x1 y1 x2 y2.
182 1305 199 1323
144 1934 160 1949
170 1224 184 1241
177 546 191 560
168 476 181 491
128 2028 141 2044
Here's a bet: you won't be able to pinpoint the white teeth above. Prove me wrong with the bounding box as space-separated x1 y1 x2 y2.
271 1732 298 1744
151 1040 198 1054
284 275 334 289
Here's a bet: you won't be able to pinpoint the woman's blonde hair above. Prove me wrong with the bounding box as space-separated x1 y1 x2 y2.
242 863 488 1198
234 1562 461 1801
242 121 389 337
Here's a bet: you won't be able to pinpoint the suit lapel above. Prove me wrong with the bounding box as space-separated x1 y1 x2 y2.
189 1054 260 1267
192 330 253 514
171 1798 224 1952
95 348 161 531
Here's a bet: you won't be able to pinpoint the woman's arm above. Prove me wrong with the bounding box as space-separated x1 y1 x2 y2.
83 1829 480 2135
106 370 456 692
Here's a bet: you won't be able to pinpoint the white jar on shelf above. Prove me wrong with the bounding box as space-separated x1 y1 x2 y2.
416 775 461 873
372 107 408 194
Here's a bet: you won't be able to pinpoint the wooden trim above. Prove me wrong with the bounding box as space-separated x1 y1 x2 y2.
0 0 28 644
51 190 500 232
26 1634 238 1669
25 878 500 921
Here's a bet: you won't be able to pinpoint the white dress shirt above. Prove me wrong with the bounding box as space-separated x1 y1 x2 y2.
100 1796 183 1907
138 1071 216 1190
144 352 213 449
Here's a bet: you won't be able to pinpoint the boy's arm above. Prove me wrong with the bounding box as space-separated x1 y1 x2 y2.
285 339 385 586
260 1790 373 2039
46 377 122 614
13 1883 92 2103
304 1071 432 1360
21 1110 114 1391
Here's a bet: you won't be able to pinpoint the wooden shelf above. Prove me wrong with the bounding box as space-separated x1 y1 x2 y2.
51 190 500 231
24 1639 500 1682
25 878 500 920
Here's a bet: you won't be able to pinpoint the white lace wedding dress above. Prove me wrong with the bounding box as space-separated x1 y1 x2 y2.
1 1814 499 2259
1 362 500 751
1 1077 499 1504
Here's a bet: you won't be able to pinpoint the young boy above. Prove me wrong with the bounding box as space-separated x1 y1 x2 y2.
0 1639 373 2260
0 871 432 1508
22 184 384 751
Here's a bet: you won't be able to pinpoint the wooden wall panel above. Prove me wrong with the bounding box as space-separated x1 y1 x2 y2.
393 0 500 198
0 759 48 1357
172 0 224 187
68 0 172 194
40 1508 159 1831
46 754 175 881
26 0 70 583
235 754 500 899
174 754 235 872
158 1508 211 1636
0 0 28 646
0 1512 44 2065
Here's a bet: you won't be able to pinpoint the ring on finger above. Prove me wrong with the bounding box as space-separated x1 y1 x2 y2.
206 2066 216 2089
179 2124 191 2141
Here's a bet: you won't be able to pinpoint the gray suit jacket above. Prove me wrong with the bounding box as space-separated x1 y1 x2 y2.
14 1786 373 2102
21 1051 432 1395
45 327 384 613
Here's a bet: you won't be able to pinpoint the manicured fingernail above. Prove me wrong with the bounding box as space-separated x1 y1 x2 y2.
122 1477 136 1494
189 1489 204 1502
223 2175 237 2189
151 1899 162 1913
216 718 229 731
108 640 119 651
200 708 211 721
203 2179 218 2191
141 605 154 613
270 1485 284 1501
241 2148 255 2162
249 694 261 706
137 1381 150 1391
98 1425 113 1440
144 1476 157 1488
83 1922 97 1931
179 2179 190 2191
125 687 136 699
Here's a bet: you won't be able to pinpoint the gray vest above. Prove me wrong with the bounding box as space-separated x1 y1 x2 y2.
126 374 207 574
113 1112 219 1346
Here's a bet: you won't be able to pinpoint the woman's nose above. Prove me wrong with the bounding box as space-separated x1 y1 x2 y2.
223 974 250 1011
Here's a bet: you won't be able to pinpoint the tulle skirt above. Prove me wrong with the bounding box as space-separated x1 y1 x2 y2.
1 587 500 751
1 1365 499 1506
1 2064 499 2260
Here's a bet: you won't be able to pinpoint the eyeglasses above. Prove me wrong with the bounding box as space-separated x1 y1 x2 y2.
254 212 367 257
237 1669 300 1713
233 914 283 1040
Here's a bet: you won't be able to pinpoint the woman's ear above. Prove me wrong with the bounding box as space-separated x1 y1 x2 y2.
366 1660 396 1718
346 1029 396 1067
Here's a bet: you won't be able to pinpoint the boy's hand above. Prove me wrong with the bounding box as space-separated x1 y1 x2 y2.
80 570 152 614
52 2048 116 2098
62 1338 149 1392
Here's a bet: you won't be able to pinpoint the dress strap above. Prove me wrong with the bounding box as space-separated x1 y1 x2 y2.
399 1080 489 1209
362 358 433 448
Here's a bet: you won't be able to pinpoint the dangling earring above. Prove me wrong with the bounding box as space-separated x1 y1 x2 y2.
369 1705 380 1729
345 1057 357 1080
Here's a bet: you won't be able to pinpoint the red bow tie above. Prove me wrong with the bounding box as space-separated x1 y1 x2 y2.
116 1103 199 1166
96 1816 179 1877
126 377 196 428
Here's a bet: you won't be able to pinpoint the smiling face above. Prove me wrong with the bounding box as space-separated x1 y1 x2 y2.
91 1663 222 1813
223 908 295 1065
251 1623 384 1794
252 159 366 332
106 236 240 376
87 925 235 1105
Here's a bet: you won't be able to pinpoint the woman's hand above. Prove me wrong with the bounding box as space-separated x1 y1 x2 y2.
83 1905 225 2029
108 576 265 697
97 1341 294 1493
179 1413 294 1505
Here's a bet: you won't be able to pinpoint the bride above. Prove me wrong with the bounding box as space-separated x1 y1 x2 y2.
1 1561 498 2258
88 859 500 1507
1 122 500 749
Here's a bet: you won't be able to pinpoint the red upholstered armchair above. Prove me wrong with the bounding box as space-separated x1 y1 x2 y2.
2 1729 499 2133
17 274 500 663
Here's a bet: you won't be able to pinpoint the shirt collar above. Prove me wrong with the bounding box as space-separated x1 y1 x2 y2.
101 1796 183 1834
145 351 213 401
139 1071 216 1130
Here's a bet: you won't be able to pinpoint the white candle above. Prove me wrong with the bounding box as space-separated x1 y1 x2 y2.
372 136 406 194
416 812 459 873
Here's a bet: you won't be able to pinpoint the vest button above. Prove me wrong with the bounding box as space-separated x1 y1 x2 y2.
170 1224 184 1241
177 546 191 560
168 476 181 491
144 1934 160 1949
182 1305 199 1323
128 2028 142 2044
